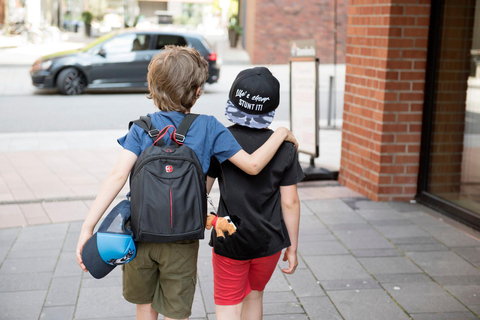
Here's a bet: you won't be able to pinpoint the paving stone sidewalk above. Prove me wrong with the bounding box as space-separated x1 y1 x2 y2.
1 183 480 319
0 129 477 320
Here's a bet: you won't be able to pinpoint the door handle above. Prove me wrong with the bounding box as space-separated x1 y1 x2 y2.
144 55 152 61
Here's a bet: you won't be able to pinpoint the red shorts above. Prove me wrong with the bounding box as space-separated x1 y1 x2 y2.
212 250 282 305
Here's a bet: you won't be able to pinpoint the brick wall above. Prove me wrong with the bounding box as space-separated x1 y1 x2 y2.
248 0 348 65
339 0 431 201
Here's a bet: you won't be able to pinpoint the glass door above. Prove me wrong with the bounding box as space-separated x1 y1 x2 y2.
418 0 480 229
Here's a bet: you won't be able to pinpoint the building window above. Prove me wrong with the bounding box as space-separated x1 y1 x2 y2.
419 0 480 229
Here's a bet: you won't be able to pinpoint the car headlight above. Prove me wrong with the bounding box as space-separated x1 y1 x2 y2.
32 59 53 71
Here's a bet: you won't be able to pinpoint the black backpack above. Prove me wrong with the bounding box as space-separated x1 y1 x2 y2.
128 113 207 243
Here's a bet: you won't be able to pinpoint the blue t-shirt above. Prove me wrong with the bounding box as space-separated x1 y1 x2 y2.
118 111 242 174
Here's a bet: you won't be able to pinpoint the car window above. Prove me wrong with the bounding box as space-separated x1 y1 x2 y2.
201 37 214 50
154 35 187 50
103 34 151 54
132 34 151 51
187 37 208 56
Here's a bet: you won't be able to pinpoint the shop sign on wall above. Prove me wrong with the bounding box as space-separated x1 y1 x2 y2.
290 39 316 57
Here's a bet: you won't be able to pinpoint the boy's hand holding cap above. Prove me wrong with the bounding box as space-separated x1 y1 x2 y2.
81 200 136 279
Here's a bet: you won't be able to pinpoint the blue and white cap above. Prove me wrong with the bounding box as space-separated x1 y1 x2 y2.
82 200 136 279
226 67 280 129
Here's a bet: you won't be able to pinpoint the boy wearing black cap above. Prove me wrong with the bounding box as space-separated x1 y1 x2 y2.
207 67 304 320
76 47 298 320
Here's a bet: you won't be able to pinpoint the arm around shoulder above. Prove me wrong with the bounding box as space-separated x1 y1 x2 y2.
228 127 298 175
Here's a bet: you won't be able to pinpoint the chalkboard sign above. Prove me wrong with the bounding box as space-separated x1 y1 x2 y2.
290 57 319 157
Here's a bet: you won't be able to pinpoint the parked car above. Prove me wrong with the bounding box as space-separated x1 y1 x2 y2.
30 29 220 95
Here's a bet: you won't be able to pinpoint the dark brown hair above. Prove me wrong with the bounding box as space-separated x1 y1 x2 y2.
146 45 209 112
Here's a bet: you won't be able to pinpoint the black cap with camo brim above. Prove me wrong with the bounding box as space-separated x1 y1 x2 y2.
225 99 275 129
226 67 279 129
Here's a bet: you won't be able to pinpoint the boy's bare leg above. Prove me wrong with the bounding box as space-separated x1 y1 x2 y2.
137 304 158 320
241 290 263 320
216 303 242 320
136 304 191 320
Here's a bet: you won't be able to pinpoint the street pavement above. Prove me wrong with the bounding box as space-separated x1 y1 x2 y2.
1 32 480 320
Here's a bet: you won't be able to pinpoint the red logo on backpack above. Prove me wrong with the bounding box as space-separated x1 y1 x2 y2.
165 165 173 173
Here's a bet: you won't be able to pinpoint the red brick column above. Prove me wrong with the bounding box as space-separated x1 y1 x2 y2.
339 0 431 201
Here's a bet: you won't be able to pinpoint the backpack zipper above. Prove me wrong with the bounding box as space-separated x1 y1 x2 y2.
131 155 205 181
169 180 173 230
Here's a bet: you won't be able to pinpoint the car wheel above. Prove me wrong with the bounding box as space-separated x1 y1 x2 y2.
56 67 86 95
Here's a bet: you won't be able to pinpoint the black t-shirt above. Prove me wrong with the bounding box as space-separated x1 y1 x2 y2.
207 125 305 260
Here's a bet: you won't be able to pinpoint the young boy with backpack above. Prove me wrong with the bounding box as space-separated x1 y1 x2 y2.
75 46 297 320
206 67 304 320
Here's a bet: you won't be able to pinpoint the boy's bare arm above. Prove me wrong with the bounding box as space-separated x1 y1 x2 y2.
76 149 138 272
229 127 298 175
279 184 300 274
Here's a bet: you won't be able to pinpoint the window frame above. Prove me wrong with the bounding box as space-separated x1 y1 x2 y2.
416 0 480 231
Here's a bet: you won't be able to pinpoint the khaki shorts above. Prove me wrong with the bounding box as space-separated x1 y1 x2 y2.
122 240 199 319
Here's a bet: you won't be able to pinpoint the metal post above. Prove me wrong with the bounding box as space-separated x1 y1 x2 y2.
333 0 337 128
328 75 334 127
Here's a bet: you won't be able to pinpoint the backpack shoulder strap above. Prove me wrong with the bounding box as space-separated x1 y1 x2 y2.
175 113 199 143
129 116 161 143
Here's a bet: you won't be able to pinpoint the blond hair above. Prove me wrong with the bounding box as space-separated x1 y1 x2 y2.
147 45 209 112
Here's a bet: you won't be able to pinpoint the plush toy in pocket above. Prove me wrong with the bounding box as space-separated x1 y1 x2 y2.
206 213 237 238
